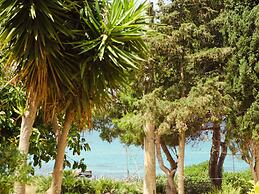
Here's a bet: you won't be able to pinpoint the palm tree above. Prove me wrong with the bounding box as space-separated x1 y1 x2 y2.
0 1 75 193
48 0 148 193
0 0 148 193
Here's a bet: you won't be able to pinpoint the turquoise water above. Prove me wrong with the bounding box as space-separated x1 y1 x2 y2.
36 131 249 178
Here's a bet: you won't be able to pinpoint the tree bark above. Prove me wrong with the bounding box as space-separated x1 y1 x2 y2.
209 125 227 189
209 125 221 188
156 135 177 194
52 115 61 143
178 130 185 194
144 120 156 194
165 173 177 194
48 109 74 194
217 142 227 187
253 141 259 183
14 94 38 194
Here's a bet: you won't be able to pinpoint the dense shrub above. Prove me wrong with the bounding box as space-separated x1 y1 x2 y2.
60 171 142 194
183 162 213 194
0 143 32 194
208 184 242 194
35 163 253 194
223 170 253 194
156 175 167 194
35 176 52 193
184 177 213 194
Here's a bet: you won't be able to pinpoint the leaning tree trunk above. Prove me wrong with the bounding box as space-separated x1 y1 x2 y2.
209 125 227 189
156 135 177 194
178 130 185 194
144 120 156 194
14 94 38 194
48 110 74 194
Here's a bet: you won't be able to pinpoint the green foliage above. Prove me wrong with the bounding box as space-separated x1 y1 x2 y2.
248 182 259 194
223 170 253 194
0 0 76 109
71 0 149 117
0 143 32 194
34 176 52 194
221 0 259 171
36 171 142 194
157 164 253 194
185 178 213 194
184 162 213 194
111 0 232 148
31 163 254 194
185 161 210 178
0 78 25 143
156 175 167 194
0 67 90 172
208 184 242 194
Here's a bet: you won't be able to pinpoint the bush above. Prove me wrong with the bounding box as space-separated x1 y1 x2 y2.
248 182 259 194
61 170 142 194
223 170 253 194
35 176 51 193
35 163 253 194
208 184 242 194
184 161 213 194
0 143 32 194
184 177 213 194
156 175 167 194
155 162 252 194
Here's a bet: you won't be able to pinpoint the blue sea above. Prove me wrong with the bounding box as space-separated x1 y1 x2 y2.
36 131 249 178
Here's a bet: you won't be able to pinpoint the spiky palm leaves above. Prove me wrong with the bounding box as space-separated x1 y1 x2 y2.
0 0 75 108
0 0 148 125
49 0 148 193
71 0 148 127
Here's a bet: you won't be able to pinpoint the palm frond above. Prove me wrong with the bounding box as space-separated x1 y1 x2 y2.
0 0 75 106
71 0 148 128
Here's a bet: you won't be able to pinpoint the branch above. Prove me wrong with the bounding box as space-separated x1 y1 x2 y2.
160 139 177 170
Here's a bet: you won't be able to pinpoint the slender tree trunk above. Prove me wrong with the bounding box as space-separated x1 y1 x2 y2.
178 130 185 194
155 135 177 194
217 142 227 187
247 144 258 183
166 173 177 194
14 94 38 194
209 125 221 188
209 125 228 189
52 115 62 143
254 141 259 183
48 110 74 194
144 120 156 194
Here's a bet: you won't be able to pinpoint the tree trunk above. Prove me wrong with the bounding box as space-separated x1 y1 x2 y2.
155 135 177 194
209 125 221 188
217 142 227 187
48 110 74 194
209 125 227 189
52 115 62 144
253 141 259 183
166 173 177 194
178 130 185 194
14 94 38 194
144 120 156 194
